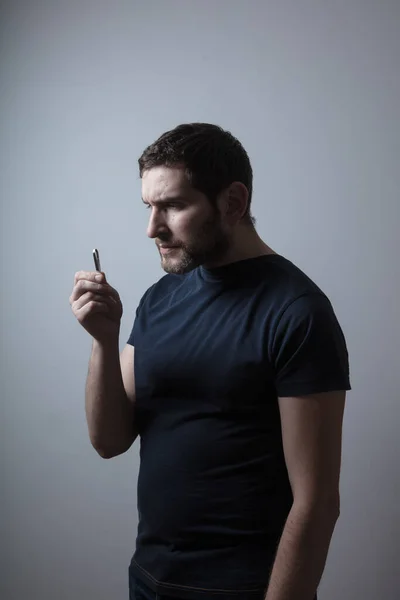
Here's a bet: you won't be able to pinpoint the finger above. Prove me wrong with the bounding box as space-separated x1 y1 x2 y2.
73 291 116 312
70 280 119 304
77 300 110 320
74 270 107 286
70 280 99 303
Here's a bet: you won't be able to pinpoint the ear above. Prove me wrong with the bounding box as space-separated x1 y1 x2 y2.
222 182 249 224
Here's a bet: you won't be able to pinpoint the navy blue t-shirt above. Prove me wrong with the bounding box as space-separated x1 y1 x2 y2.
127 255 350 599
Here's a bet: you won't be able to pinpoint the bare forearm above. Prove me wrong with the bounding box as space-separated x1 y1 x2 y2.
85 338 135 457
265 502 339 600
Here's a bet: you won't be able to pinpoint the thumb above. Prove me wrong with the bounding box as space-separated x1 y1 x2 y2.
95 271 107 283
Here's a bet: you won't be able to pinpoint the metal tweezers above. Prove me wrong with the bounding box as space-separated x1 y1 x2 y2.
93 248 102 272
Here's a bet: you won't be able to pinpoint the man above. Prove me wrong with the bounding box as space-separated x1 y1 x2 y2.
70 123 350 600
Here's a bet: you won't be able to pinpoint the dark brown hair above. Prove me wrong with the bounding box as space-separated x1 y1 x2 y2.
138 123 254 224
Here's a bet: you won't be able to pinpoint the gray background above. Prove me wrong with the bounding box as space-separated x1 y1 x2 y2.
1 1 399 599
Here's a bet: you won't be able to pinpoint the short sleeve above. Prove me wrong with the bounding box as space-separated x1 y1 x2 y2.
126 308 139 346
126 288 151 346
271 293 351 397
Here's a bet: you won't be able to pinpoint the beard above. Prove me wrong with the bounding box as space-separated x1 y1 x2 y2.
157 212 230 275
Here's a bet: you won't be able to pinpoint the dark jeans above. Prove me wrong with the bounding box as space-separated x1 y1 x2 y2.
129 573 318 600
129 574 185 600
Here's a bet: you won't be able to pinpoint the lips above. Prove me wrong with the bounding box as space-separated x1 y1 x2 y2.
158 245 180 254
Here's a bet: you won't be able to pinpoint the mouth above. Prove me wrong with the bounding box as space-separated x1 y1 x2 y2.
158 245 180 255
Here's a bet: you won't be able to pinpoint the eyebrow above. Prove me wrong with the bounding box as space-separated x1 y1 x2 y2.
141 196 188 205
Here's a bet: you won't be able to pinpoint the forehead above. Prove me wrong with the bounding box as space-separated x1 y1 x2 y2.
141 166 193 202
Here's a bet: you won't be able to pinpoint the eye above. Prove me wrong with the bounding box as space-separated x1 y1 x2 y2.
165 203 183 210
143 202 185 211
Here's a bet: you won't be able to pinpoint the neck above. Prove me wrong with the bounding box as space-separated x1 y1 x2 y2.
204 225 276 269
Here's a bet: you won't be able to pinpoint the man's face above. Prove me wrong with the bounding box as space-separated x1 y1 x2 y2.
142 166 230 274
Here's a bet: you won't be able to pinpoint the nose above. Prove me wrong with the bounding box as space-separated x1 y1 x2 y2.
146 207 169 239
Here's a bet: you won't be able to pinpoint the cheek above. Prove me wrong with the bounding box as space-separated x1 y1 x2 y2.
169 212 198 234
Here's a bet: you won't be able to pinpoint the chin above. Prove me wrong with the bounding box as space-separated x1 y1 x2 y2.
161 257 197 275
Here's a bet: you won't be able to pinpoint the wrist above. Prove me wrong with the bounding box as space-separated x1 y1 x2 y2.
92 334 120 353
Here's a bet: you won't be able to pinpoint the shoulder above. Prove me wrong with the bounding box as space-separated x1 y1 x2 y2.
255 255 334 331
261 255 326 303
272 291 341 345
264 260 351 395
264 256 343 345
261 257 350 381
265 255 345 323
